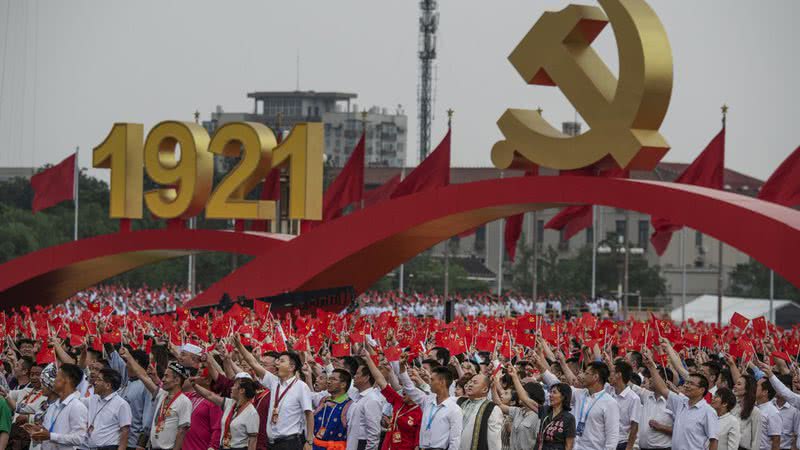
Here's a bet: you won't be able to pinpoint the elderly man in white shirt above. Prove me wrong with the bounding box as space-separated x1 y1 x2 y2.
398 360 462 450
642 349 719 450
25 364 88 450
81 368 132 450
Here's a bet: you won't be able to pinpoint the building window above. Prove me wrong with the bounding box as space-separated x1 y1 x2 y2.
558 229 569 250
474 226 486 252
638 220 649 249
695 230 703 247
585 226 593 245
615 219 628 242
536 220 544 244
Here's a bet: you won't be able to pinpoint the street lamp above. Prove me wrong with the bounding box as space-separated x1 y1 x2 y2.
597 236 644 319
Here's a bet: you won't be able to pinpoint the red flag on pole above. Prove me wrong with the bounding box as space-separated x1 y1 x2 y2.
504 167 538 262
31 153 76 212
364 174 401 207
391 129 450 198
650 129 725 255
757 146 800 207
321 133 365 221
545 167 628 240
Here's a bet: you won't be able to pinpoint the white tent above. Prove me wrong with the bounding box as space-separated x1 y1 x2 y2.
670 295 798 325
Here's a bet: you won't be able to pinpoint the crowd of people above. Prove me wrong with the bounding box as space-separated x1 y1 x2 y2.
0 289 797 450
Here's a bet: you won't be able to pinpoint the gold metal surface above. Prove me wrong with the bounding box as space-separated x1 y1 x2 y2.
92 123 144 218
271 123 323 220
143 121 214 219
492 0 673 171
206 122 279 219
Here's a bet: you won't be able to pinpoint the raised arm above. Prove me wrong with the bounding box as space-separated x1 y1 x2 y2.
660 339 689 380
49 337 76 365
361 348 388 390
231 335 267 380
490 374 510 414
556 351 579 387
506 365 539 412
119 347 159 396
642 349 669 400
189 377 225 408
397 359 426 405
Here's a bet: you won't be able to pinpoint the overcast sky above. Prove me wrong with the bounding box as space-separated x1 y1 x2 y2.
0 0 797 181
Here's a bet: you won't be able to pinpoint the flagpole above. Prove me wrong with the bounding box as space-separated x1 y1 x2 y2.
73 146 79 241
531 210 538 302
399 164 406 294
769 269 774 322
681 227 686 322
591 205 597 301
444 110 453 305
498 172 505 296
188 111 199 297
717 104 728 326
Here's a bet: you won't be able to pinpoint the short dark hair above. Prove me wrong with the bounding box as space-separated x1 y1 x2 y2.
331 368 352 388
716 387 737 412
87 349 103 362
358 365 375 386
759 378 776 400
342 356 360 376
130 349 150 370
431 347 450 366
702 361 721 383
587 361 610 385
236 378 258 399
59 363 83 389
16 339 35 348
690 373 710 396
279 352 303 374
264 351 281 360
18 356 34 373
422 359 442 369
551 383 572 412
613 360 634 384
627 351 643 368
523 381 545 405
432 366 454 386
99 368 122 391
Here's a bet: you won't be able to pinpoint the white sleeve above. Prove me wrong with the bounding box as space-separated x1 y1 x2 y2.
486 406 503 450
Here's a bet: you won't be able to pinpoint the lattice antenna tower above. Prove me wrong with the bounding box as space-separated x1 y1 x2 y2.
417 0 438 163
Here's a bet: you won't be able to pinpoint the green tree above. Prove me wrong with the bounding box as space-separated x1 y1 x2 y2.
729 259 799 300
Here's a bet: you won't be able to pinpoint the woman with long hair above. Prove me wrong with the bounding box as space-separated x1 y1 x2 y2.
731 374 762 450
536 383 575 450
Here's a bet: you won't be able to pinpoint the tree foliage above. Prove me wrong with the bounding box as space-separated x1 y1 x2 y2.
729 259 799 300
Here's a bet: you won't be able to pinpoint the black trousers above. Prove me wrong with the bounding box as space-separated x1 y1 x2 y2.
272 434 305 450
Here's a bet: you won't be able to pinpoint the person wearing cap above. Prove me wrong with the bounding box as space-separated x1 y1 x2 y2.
190 373 260 450
24 363 88 450
119 348 192 450
28 364 59 450
232 336 313 450
79 368 132 450
178 346 204 372
2 363 46 450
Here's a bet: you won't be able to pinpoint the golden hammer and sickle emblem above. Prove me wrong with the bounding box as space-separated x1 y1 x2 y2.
492 0 673 171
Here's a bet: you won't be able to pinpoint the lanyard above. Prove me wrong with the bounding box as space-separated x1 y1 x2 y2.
273 378 298 411
223 400 252 444
577 391 606 424
156 392 184 428
23 390 43 405
89 394 115 431
425 403 444 431
48 399 71 433
391 404 419 430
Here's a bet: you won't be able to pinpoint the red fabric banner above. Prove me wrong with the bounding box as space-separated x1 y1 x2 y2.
391 129 450 198
504 167 539 262
364 174 401 207
650 129 725 255
322 133 365 221
758 146 800 207
31 153 76 212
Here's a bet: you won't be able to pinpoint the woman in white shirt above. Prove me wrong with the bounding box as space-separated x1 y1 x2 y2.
192 373 260 450
711 388 741 450
732 375 763 450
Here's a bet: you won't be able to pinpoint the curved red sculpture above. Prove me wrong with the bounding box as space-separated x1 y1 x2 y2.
185 176 800 308
0 229 293 308
0 177 797 310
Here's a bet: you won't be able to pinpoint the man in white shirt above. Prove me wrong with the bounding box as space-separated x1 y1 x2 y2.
771 374 798 450
81 368 132 450
399 362 462 450
755 378 782 450
25 363 88 450
632 367 673 450
345 364 384 450
711 388 740 450
642 349 719 450
120 349 193 450
234 337 314 450
609 361 641 450
542 361 620 450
